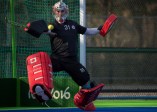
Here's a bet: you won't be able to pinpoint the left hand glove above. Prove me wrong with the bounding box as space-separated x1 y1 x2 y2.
24 20 48 38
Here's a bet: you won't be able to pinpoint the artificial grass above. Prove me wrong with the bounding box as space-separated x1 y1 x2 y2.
94 100 157 107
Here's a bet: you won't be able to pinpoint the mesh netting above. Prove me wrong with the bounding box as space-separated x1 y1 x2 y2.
86 0 157 48
87 48 157 98
0 0 79 78
85 0 157 98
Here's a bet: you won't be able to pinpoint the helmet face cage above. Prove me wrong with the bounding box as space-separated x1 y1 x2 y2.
52 1 69 24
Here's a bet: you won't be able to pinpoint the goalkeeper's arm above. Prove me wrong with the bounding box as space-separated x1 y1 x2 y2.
85 14 117 37
84 28 100 36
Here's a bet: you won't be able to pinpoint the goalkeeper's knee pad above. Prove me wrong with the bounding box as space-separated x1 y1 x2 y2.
26 52 53 102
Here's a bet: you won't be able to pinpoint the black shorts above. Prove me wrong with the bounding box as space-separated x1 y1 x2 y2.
50 55 90 86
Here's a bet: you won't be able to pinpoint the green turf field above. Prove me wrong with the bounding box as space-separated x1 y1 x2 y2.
95 100 157 107
0 100 157 111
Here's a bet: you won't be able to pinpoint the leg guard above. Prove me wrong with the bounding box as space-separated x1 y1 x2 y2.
74 83 104 111
26 52 53 102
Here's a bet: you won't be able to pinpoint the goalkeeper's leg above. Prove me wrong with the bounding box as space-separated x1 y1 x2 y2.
26 52 53 102
62 60 104 111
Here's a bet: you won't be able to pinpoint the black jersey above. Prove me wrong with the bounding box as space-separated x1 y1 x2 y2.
50 20 87 58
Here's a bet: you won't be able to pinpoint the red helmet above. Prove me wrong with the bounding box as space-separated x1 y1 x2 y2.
52 1 69 24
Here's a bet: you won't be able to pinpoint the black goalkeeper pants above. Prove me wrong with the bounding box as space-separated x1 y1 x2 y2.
50 55 90 86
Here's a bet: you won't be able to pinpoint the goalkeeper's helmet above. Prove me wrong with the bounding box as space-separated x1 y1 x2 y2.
52 1 69 24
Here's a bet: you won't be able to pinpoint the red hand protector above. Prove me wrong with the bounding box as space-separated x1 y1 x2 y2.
100 14 117 37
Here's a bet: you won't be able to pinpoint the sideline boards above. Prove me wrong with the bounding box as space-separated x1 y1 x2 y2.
0 77 79 107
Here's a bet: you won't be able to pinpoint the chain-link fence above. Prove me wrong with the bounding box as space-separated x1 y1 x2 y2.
86 0 157 99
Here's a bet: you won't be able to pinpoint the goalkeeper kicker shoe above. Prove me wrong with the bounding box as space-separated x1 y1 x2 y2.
34 85 52 102
74 83 104 111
